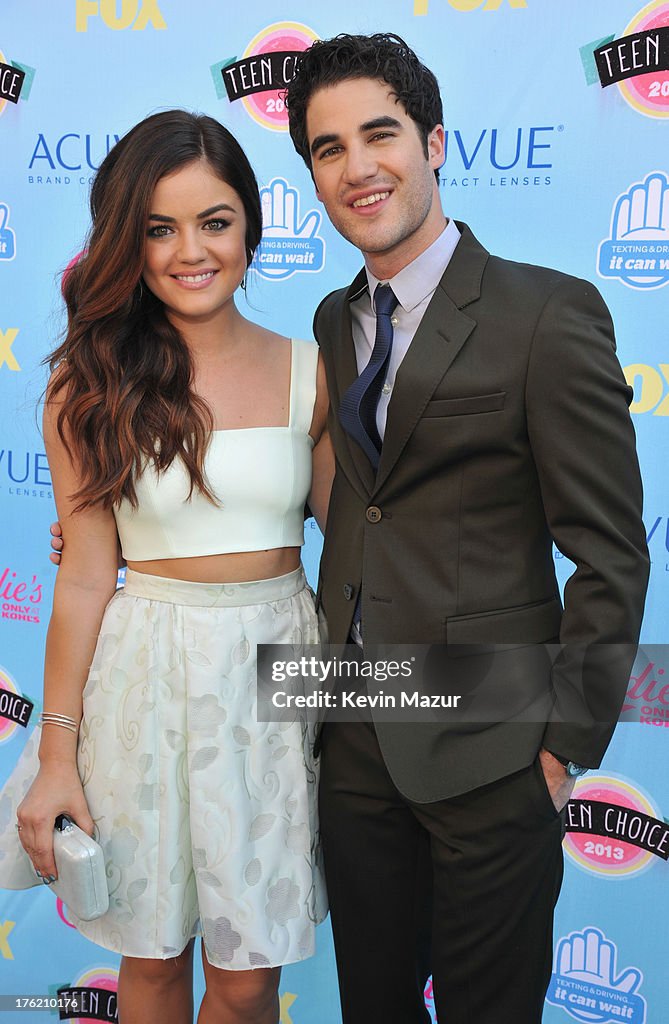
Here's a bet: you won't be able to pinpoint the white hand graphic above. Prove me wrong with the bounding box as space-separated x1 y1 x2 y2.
254 178 324 281
557 927 641 994
260 178 320 240
612 172 669 243
0 203 16 261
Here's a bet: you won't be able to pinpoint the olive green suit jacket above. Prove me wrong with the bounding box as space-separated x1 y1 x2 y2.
314 223 649 802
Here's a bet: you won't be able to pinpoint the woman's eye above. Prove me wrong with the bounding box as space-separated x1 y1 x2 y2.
204 219 229 231
147 224 171 237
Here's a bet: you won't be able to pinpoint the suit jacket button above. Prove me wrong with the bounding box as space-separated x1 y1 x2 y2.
366 505 382 523
343 584 354 600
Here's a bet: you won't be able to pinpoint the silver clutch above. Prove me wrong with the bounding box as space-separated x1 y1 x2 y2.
52 815 109 921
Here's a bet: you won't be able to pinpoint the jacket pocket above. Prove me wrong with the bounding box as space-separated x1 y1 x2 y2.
445 597 562 648
422 392 506 417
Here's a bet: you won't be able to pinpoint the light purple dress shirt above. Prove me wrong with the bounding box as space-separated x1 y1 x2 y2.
349 218 462 441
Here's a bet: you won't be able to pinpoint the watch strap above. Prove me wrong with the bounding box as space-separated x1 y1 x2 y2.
546 750 589 777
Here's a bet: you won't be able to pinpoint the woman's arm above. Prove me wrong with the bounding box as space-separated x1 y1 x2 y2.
308 354 335 534
17 387 119 881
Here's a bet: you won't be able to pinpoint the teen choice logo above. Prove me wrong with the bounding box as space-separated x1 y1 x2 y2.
0 46 31 118
220 22 319 132
0 49 12 118
0 668 26 744
59 965 119 1023
0 48 20 118
618 1 669 118
564 774 669 878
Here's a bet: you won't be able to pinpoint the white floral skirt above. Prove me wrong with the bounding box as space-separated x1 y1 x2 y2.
0 566 327 968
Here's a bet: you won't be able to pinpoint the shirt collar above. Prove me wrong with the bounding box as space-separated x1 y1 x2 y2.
348 218 462 311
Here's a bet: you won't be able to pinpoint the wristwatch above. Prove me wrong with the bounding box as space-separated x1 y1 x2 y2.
550 752 589 778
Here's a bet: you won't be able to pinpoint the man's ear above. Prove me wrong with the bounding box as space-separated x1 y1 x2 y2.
428 124 445 171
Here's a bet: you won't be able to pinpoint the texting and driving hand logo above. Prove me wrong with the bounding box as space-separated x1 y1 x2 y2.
0 204 15 261
547 927 646 1023
251 178 325 281
598 171 669 289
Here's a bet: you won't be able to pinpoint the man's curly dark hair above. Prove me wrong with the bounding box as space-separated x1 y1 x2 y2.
285 33 443 181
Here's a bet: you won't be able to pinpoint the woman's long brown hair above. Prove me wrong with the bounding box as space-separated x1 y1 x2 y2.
47 110 262 510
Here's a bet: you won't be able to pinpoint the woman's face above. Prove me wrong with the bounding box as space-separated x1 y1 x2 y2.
142 158 249 327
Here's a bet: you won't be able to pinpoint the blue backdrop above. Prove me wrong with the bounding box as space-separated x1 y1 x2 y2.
1 2 667 1021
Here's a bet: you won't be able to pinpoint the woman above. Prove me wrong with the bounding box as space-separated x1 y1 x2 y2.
0 110 332 1023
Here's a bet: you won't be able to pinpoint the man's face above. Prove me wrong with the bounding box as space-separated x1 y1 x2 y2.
305 77 445 277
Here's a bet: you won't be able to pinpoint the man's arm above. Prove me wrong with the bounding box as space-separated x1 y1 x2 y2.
526 276 649 767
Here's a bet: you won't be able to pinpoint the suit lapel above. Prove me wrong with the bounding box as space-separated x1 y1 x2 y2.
374 223 488 494
329 223 490 498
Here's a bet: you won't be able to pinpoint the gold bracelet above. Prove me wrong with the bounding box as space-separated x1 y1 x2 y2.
39 712 79 734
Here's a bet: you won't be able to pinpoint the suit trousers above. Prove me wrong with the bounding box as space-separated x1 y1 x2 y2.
319 718 565 1024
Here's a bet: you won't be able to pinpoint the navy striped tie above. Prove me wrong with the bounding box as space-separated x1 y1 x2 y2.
339 284 398 470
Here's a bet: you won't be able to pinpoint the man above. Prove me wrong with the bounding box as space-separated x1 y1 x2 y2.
284 33 649 1024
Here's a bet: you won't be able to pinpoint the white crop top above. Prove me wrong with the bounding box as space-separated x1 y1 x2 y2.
113 339 318 560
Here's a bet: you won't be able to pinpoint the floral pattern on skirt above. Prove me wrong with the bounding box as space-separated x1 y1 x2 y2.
0 567 327 969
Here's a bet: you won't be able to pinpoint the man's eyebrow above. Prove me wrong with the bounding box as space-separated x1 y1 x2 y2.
310 133 339 156
147 203 237 222
310 116 403 156
360 115 402 133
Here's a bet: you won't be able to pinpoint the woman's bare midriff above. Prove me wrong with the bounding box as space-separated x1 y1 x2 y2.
126 546 302 584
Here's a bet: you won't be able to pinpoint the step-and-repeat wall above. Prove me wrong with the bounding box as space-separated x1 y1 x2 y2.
1 2 667 1021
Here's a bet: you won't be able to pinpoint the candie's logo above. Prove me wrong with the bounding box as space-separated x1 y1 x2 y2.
598 171 669 289
0 667 33 744
622 648 669 726
213 23 318 133
564 774 668 878
75 0 166 32
252 178 325 280
1 566 43 625
582 1 669 119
